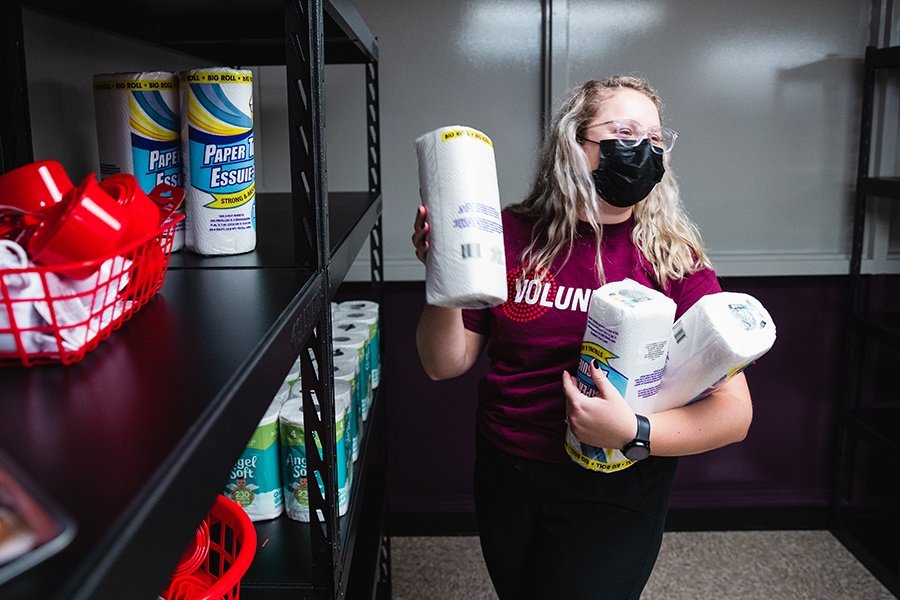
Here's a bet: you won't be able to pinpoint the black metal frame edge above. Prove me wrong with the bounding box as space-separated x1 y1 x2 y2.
64 272 324 599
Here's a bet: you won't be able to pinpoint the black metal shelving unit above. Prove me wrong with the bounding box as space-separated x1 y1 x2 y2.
833 44 900 598
0 1 388 599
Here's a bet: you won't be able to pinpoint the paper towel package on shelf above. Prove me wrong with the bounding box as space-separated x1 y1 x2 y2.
415 125 507 309
180 68 256 256
565 279 675 473
93 71 185 251
654 292 776 413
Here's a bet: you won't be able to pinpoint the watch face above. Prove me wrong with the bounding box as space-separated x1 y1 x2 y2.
624 443 650 461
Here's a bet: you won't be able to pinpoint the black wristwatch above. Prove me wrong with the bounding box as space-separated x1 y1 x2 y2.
622 414 651 461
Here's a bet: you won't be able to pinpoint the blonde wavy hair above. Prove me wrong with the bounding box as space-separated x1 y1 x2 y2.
507 76 711 289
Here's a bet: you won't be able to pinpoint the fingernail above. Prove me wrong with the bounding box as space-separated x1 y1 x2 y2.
592 359 601 369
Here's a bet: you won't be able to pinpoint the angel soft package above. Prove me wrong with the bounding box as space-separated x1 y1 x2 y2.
565 279 675 473
653 292 776 413
415 125 507 308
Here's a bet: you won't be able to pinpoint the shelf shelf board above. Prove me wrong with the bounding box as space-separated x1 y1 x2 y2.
0 267 320 599
832 508 900 596
22 0 377 65
328 192 382 295
844 407 900 456
851 311 900 351
866 45 900 70
168 191 379 271
861 177 900 199
240 386 384 595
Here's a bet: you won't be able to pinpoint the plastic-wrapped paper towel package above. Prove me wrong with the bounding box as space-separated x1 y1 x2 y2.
180 68 256 255
93 71 185 250
565 279 675 473
415 126 507 308
654 292 776 413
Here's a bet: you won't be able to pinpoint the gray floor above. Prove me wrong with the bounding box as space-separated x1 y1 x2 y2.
390 531 896 599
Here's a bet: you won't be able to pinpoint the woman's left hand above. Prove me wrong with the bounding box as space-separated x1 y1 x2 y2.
562 361 638 450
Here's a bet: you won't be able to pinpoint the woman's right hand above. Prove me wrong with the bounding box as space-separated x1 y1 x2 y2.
412 205 430 264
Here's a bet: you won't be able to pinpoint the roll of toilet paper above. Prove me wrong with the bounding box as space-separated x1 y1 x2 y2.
333 378 354 493
332 310 381 389
0 241 44 354
333 330 371 420
415 125 507 308
338 300 378 313
284 356 302 398
224 394 284 521
180 68 256 255
654 292 776 413
333 355 361 462
93 71 184 251
337 310 381 389
279 393 350 522
565 279 676 473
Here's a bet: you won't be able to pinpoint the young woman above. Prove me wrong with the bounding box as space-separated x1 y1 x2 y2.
412 76 753 600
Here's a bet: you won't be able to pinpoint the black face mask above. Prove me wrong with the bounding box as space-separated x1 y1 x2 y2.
589 139 665 208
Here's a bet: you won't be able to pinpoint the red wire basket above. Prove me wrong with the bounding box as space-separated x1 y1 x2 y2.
161 495 258 600
0 213 183 366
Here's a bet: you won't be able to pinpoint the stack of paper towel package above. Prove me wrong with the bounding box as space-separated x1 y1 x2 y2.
93 67 256 256
566 279 776 473
415 125 508 308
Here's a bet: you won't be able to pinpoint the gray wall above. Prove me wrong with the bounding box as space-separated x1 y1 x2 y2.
21 2 900 280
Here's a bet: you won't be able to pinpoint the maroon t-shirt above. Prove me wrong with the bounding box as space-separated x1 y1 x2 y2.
462 210 721 463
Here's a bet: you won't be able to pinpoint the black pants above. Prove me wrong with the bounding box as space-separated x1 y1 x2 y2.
473 431 677 600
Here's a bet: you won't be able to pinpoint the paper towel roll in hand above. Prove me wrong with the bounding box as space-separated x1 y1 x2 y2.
654 292 776 413
415 125 507 308
565 279 675 473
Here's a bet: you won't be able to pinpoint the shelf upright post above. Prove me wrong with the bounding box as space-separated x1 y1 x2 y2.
0 0 34 172
285 0 340 596
831 44 900 597
285 0 329 270
365 58 391 595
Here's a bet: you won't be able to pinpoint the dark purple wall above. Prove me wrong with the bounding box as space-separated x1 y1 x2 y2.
366 276 850 516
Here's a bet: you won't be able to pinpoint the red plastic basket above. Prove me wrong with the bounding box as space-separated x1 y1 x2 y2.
162 495 258 600
0 213 183 366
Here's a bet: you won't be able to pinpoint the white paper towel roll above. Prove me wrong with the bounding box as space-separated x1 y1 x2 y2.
180 68 256 255
654 292 776 413
93 71 185 251
415 125 507 308
565 279 675 473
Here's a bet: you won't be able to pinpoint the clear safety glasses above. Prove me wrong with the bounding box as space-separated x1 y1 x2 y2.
581 119 678 154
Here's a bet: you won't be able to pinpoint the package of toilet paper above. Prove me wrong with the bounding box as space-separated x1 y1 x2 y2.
333 331 371 420
415 125 507 308
337 300 381 388
654 292 776 413
333 354 361 462
93 71 185 250
279 391 350 522
565 279 676 473
224 390 285 521
180 68 256 255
